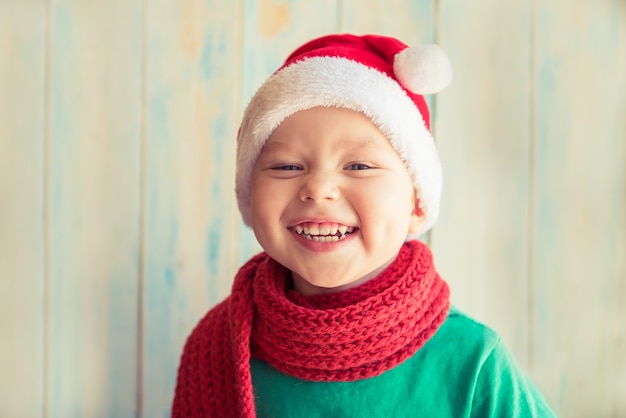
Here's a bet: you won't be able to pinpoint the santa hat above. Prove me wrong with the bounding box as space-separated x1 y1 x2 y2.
235 33 452 236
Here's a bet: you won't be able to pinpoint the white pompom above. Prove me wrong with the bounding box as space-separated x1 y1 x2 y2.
393 44 452 95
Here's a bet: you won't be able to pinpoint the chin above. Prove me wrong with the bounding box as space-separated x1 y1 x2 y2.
294 272 364 295
302 277 345 289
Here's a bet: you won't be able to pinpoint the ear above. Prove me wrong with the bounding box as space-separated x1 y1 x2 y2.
408 197 426 235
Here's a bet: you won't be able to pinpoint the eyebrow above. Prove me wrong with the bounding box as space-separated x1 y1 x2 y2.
258 141 293 154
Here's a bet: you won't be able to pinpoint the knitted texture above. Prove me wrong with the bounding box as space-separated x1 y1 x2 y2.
172 240 450 417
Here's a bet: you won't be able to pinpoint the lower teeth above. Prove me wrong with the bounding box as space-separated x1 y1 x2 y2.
297 232 351 242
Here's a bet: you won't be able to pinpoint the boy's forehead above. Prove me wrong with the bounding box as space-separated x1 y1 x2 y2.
259 135 387 155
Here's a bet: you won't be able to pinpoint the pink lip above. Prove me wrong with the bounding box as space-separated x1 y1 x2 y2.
287 217 355 227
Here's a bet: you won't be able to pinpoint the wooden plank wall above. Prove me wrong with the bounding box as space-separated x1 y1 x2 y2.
0 2 46 416
0 0 624 417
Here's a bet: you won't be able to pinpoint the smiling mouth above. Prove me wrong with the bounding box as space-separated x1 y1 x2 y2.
289 222 357 242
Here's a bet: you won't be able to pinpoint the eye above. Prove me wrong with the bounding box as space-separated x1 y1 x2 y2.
271 164 302 171
345 163 372 170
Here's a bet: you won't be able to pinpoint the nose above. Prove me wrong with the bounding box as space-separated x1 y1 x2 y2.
298 172 340 202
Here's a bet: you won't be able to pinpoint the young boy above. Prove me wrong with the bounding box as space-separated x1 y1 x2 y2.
172 34 556 417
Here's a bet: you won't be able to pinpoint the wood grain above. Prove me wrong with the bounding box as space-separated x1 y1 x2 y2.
142 0 239 415
341 0 435 43
532 0 626 415
0 1 624 416
46 1 142 415
0 2 45 417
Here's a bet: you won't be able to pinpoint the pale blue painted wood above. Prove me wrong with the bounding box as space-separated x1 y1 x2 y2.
532 1 626 416
0 2 45 417
47 1 141 416
431 0 532 368
0 1 625 416
341 0 436 44
142 1 240 416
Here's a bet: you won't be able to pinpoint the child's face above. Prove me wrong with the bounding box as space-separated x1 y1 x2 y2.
250 106 424 295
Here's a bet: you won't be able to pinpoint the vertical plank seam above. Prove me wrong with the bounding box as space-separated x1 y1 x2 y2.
43 0 52 417
527 0 537 374
425 0 441 249
619 19 626 416
336 0 343 32
232 0 245 279
136 0 148 415
433 0 440 60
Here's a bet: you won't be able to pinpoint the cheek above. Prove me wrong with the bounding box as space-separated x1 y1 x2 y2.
250 194 276 249
250 195 273 226
368 177 414 209
250 178 290 225
358 179 415 232
250 179 271 225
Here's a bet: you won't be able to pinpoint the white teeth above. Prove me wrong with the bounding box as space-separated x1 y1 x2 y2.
291 223 356 242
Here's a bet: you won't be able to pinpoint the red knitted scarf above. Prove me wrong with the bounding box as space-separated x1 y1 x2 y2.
172 240 450 417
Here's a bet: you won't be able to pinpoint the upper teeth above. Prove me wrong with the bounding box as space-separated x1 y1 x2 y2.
293 223 354 239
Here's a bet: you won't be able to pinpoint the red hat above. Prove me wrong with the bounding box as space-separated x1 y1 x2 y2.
236 34 452 236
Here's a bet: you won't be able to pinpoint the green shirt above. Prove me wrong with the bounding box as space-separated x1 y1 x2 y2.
251 307 555 417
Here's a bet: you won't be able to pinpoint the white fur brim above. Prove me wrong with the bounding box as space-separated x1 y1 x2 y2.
236 56 442 236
